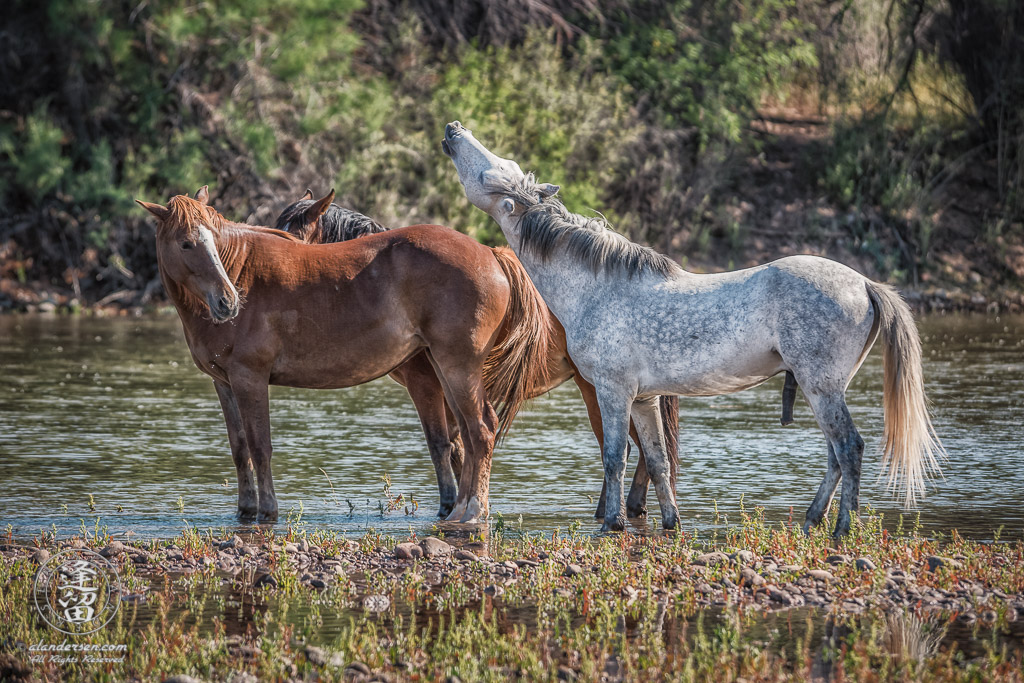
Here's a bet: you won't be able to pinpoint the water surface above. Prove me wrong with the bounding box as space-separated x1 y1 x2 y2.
1 313 1022 540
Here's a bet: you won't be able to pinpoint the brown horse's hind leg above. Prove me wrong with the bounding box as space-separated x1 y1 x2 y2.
394 353 460 518
428 354 497 524
214 380 258 519
228 372 279 521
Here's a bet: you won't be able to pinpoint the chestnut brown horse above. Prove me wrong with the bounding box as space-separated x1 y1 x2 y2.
136 187 551 523
274 190 680 519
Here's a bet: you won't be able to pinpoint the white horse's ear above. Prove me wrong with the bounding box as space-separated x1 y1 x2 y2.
537 183 559 198
500 197 516 216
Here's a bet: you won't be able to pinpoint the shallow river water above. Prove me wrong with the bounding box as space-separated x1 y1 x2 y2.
1 313 1023 541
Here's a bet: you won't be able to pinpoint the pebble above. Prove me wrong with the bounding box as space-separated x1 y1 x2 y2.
254 574 277 588
855 557 876 572
31 548 49 564
740 567 765 586
394 542 424 560
346 661 372 675
454 549 478 562
825 554 851 566
807 569 835 582
768 586 795 605
557 665 578 681
563 564 583 577
420 537 452 557
926 555 963 572
100 540 125 557
732 549 756 565
694 551 729 566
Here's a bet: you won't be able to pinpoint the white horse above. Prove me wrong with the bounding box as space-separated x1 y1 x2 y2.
442 121 944 537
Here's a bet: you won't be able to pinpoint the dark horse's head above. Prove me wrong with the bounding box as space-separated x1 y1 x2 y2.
273 189 389 244
136 186 240 322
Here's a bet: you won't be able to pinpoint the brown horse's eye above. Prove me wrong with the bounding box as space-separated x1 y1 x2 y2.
181 241 194 250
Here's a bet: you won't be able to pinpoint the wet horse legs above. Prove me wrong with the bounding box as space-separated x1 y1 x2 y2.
227 371 279 521
392 353 460 518
214 380 258 519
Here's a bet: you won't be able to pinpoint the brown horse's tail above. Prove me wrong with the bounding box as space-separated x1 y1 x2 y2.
484 247 553 440
866 281 945 507
660 395 679 488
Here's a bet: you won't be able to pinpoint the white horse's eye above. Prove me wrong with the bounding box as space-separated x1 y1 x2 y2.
501 198 516 215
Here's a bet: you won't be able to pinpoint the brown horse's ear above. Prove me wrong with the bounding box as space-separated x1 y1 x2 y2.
194 185 210 205
135 199 169 222
309 189 335 221
301 188 313 201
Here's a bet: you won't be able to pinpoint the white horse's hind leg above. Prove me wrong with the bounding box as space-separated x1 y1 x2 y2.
803 443 840 534
805 391 865 538
596 388 633 532
629 397 679 529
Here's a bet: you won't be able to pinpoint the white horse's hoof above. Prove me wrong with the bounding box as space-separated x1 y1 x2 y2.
445 501 468 522
458 497 484 523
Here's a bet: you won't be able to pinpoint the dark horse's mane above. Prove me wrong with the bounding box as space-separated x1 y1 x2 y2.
490 174 679 280
273 199 389 243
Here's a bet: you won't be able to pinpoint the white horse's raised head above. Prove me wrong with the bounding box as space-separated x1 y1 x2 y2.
442 121 559 220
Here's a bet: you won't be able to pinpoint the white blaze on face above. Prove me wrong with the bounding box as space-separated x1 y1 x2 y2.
197 224 238 302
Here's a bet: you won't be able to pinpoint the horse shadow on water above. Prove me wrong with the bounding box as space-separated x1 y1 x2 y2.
442 120 945 537
136 186 676 529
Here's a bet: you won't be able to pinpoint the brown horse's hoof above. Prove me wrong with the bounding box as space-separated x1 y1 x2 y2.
237 507 258 520
627 505 648 518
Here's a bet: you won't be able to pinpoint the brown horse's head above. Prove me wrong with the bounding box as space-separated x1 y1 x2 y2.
136 186 240 322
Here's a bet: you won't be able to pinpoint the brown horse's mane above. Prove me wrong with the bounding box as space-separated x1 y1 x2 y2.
159 195 302 318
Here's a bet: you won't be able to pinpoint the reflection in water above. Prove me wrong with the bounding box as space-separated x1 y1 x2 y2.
1 313 1023 539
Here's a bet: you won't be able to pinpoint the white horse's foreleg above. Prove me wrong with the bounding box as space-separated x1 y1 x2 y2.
629 397 679 529
806 392 864 538
596 388 633 532
803 443 840 534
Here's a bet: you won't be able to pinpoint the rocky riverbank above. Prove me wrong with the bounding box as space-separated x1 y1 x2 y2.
3 512 1024 682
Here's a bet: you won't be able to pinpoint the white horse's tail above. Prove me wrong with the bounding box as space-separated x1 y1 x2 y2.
866 281 945 507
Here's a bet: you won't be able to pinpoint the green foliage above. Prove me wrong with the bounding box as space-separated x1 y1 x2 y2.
599 0 818 143
0 108 70 203
329 30 640 244
4 0 1023 301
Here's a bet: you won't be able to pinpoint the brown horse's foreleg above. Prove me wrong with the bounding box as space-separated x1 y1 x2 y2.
631 396 680 517
394 354 460 518
575 373 648 519
214 380 258 518
229 373 278 521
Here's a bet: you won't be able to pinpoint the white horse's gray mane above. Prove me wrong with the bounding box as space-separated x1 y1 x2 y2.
496 174 680 280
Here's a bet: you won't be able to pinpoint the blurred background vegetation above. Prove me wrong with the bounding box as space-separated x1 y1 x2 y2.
1 0 1022 309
